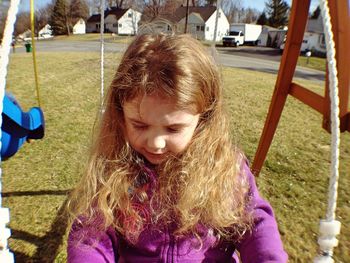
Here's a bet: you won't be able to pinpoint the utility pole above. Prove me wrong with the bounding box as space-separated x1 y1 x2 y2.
184 0 189 33
213 0 221 43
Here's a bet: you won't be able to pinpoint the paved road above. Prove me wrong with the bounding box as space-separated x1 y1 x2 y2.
12 39 325 83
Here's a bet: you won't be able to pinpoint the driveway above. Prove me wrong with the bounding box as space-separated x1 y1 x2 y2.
215 45 324 83
216 45 283 62
12 39 325 83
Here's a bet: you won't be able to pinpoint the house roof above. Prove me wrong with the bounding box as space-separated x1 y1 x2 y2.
87 7 130 23
106 7 129 20
87 14 101 23
171 6 216 23
188 12 204 22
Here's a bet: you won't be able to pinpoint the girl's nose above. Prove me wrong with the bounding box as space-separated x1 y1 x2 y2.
147 135 166 151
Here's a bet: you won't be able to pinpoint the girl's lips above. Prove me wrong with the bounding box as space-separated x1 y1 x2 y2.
143 150 167 163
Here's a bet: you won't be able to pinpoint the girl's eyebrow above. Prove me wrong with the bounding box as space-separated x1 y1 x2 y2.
128 117 191 127
128 118 145 124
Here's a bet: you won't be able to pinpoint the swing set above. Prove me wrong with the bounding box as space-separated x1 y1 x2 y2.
0 0 348 262
0 0 45 261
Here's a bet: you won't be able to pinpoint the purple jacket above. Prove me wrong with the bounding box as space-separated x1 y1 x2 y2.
68 163 288 262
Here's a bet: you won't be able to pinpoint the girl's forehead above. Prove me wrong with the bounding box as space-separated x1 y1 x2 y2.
125 93 181 108
123 94 198 121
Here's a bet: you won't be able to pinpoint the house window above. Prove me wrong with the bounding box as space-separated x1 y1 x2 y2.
119 24 122 28
96 24 100 29
197 25 204 31
128 12 132 18
218 12 221 18
80 20 83 24
113 23 118 27
206 26 209 31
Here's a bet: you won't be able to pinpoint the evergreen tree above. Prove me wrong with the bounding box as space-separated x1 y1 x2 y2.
50 0 70 35
257 11 268 25
310 6 320 19
265 0 289 28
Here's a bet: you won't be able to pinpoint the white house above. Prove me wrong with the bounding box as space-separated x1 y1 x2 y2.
87 7 141 35
38 24 53 38
16 29 32 41
73 18 86 34
280 14 326 55
304 14 326 54
173 6 229 41
105 7 141 35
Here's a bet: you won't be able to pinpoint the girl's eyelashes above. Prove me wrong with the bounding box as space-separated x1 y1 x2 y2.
131 122 183 133
132 123 148 130
167 127 182 133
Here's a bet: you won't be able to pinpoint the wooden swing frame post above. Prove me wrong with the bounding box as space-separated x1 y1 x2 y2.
251 0 350 176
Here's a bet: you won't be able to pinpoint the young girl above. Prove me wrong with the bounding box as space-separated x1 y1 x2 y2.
67 33 287 262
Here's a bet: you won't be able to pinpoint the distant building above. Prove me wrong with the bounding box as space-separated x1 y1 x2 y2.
304 14 326 55
86 14 101 33
279 14 326 55
73 18 86 34
146 6 229 41
258 25 286 47
16 29 32 41
87 7 141 35
38 24 53 38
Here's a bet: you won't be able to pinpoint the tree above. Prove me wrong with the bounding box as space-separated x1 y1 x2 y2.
265 0 289 28
0 0 10 40
70 0 89 21
223 0 245 23
14 12 31 36
50 0 88 36
310 5 320 19
107 0 125 8
142 0 166 21
257 11 268 25
50 0 70 35
242 8 259 23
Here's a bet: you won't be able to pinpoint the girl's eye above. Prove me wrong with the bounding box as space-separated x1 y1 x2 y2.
132 124 148 130
167 127 181 133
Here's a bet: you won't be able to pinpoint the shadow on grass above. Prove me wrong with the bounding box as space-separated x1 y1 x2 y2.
3 189 70 197
8 192 70 263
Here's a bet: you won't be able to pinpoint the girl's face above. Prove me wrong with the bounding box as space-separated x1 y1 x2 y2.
123 94 200 165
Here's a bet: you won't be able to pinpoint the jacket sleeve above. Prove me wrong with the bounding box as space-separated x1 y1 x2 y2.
236 162 288 263
67 220 119 263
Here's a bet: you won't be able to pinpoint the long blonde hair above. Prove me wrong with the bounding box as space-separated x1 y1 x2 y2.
67 33 252 243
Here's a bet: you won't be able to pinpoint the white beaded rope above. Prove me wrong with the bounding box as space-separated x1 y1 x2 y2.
0 0 20 261
314 0 342 262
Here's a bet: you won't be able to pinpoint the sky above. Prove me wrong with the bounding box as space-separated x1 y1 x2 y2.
17 0 320 14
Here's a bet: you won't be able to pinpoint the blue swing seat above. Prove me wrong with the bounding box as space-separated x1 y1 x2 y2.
1 94 45 159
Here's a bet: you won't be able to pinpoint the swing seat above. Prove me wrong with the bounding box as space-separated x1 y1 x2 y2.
1 93 45 159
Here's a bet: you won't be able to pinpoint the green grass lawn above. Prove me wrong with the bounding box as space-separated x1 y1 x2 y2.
297 55 326 72
3 50 349 262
